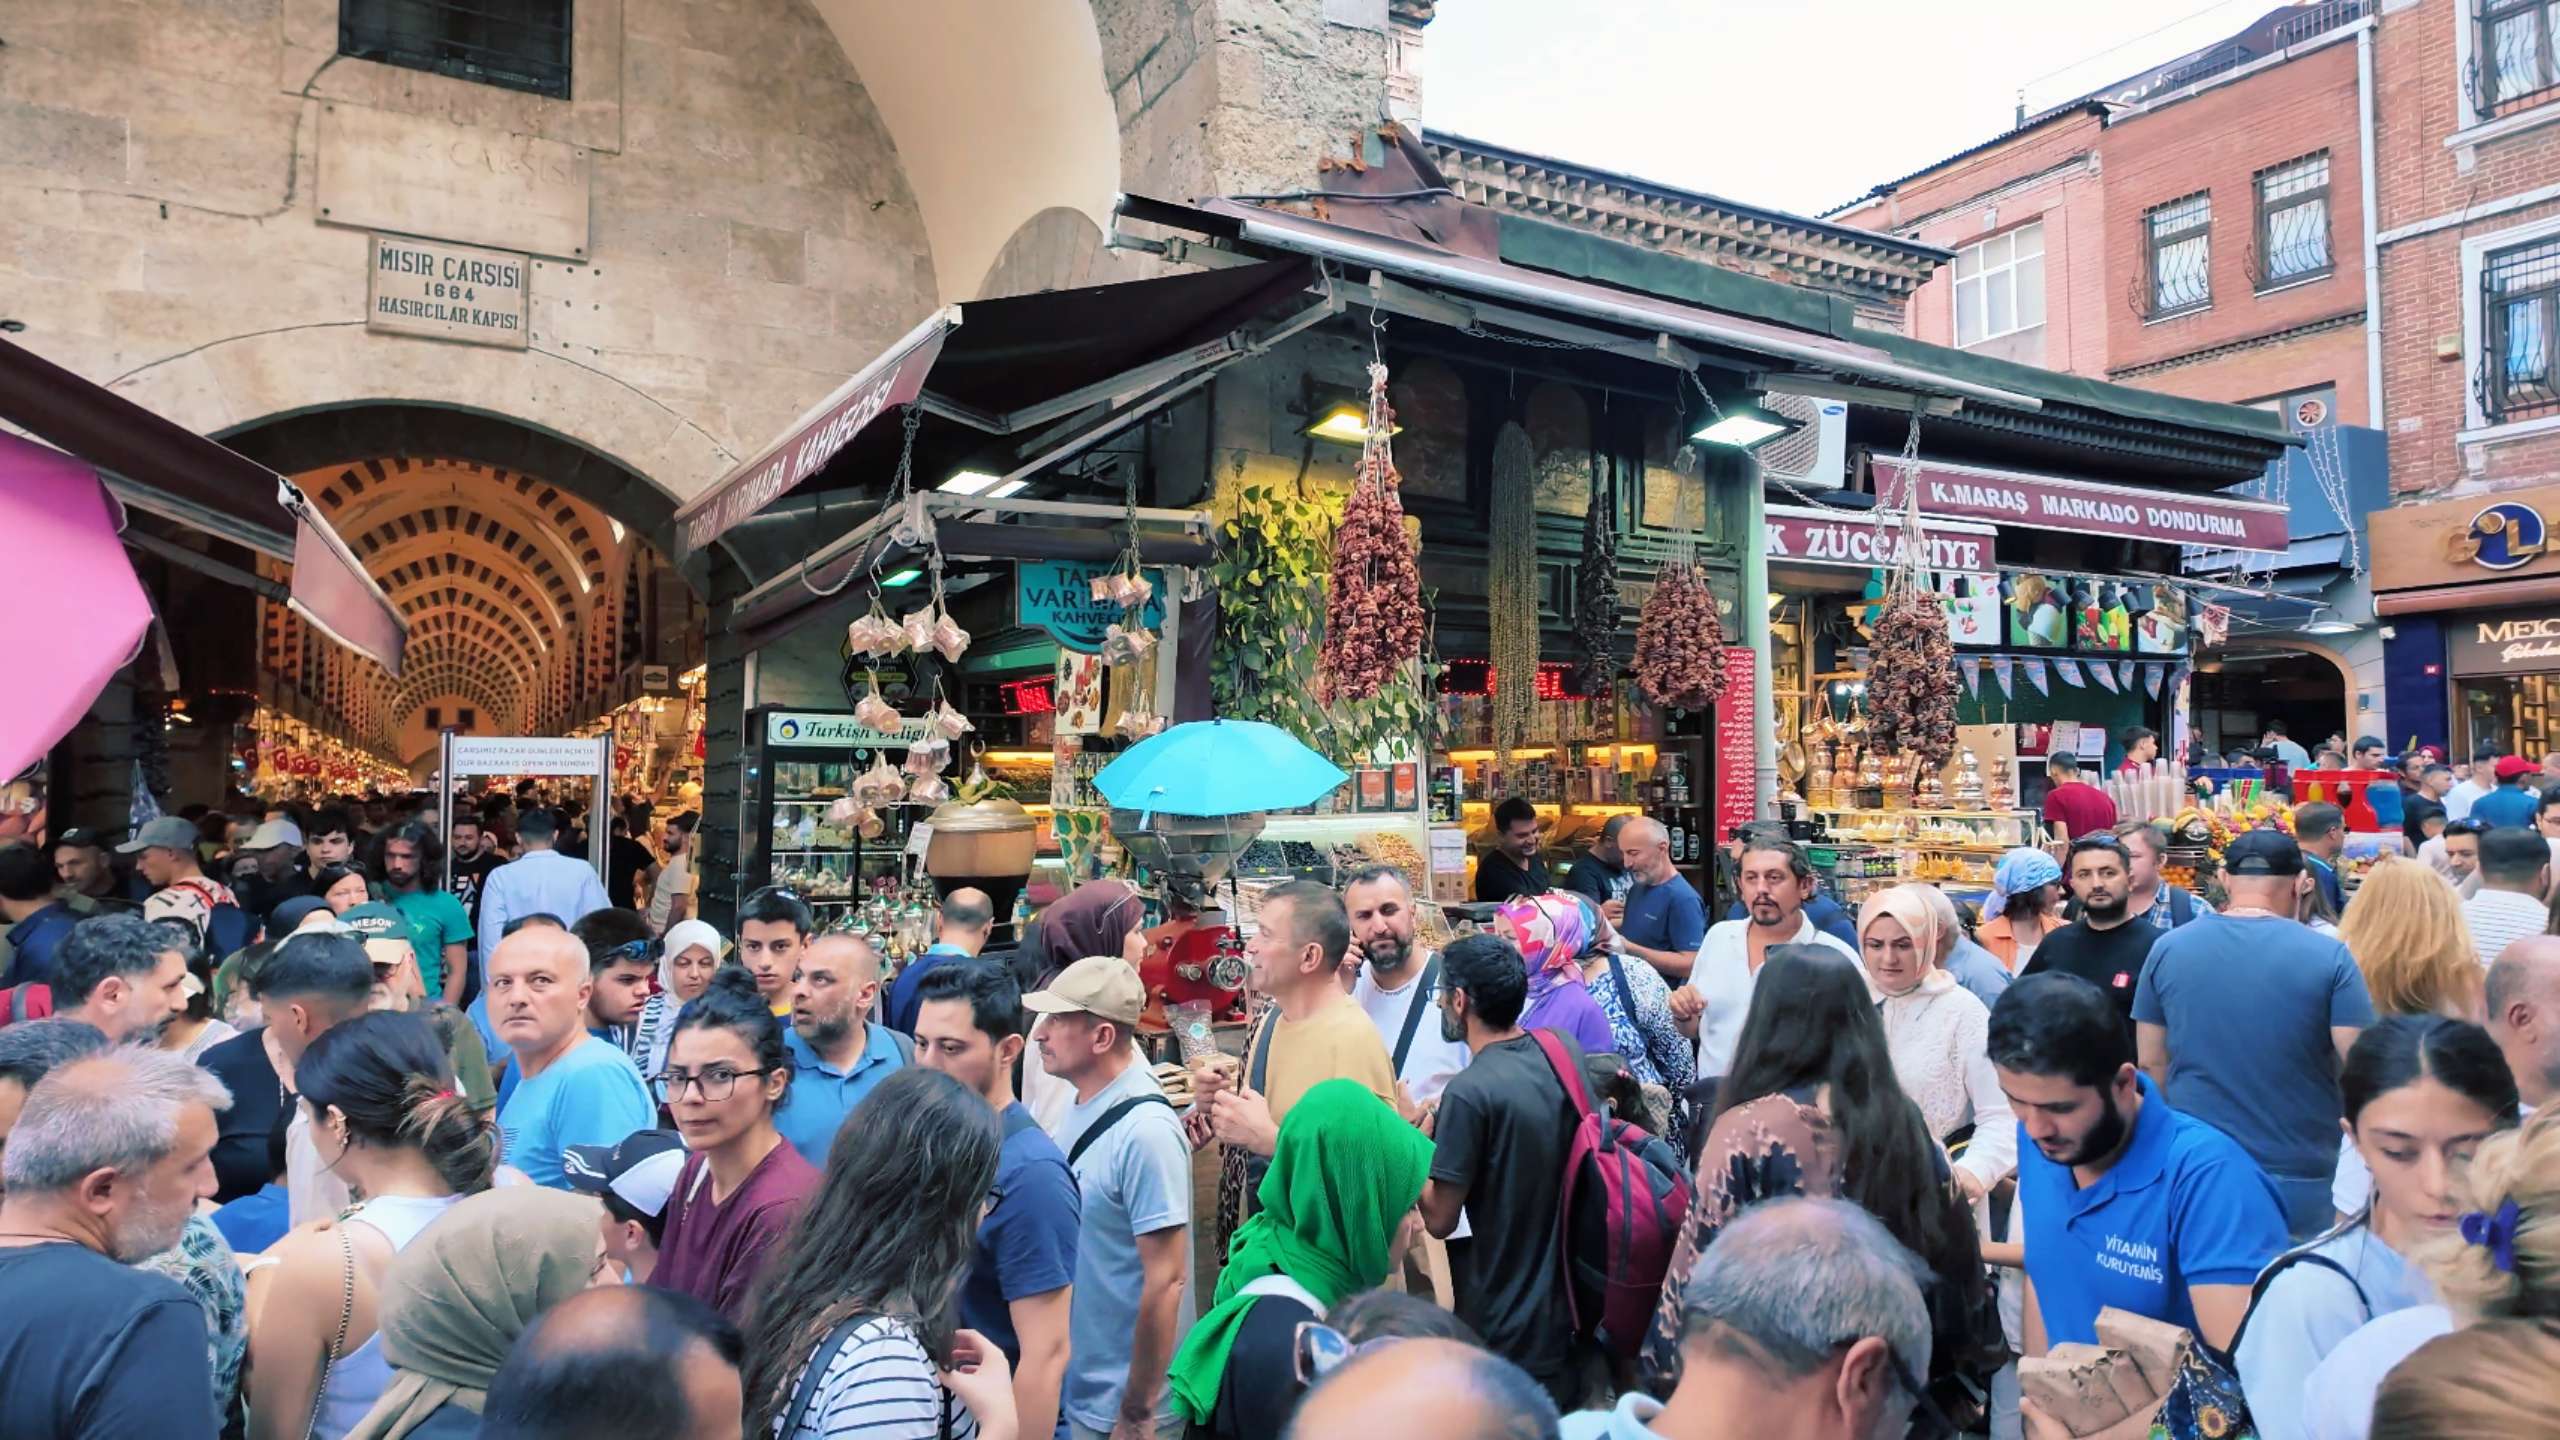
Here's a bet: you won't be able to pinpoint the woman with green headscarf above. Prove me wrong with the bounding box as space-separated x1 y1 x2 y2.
1170 1077 1434 1440
341 1186 598 1440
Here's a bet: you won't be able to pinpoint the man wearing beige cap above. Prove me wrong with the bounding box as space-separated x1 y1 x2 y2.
1026 955 1191 1440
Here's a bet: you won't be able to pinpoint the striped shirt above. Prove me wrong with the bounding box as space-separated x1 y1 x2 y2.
2460 888 2548 968
780 1316 978 1440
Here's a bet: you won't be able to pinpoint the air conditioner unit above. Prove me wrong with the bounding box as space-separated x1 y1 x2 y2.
1753 394 1847 491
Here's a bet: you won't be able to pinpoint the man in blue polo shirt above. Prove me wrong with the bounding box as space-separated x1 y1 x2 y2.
1610 818 1707 982
1989 972 2288 1354
772 932 912 1163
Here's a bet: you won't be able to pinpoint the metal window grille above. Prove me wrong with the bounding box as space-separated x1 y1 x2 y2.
2484 236 2560 424
2478 0 2560 118
2146 192 2213 317
2255 153 2333 287
339 0 572 100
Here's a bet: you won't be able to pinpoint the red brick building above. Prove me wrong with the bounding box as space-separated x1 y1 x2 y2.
2367 0 2560 755
1833 2 2387 750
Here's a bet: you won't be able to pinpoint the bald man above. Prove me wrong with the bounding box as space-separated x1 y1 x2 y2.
1615 818 1708 980
2488 936 2560 1111
1286 1338 1560 1440
490 924 655 1187
774 933 915 1164
883 886 995 1035
480 1285 744 1440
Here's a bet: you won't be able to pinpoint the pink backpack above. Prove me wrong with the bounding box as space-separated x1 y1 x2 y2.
1528 1029 1695 1360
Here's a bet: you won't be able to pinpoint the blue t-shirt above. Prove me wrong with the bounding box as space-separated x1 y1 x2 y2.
2018 1074 2289 1348
2469 784 2540 829
883 946 971 1036
496 1034 655 1188
773 1023 908 1165
2131 914 2375 1191
2232 1226 2428 1440
1056 1061 1191 1434
959 1104 1081 1413
1620 874 1706 957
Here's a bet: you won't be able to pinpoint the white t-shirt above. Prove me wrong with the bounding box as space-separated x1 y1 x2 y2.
646 852 694 932
1685 914 1858 1077
1350 952 1471 1105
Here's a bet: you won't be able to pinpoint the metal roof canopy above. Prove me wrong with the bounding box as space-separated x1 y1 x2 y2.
678 257 1330 595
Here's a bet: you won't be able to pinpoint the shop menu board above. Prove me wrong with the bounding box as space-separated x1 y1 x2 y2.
1714 647 1756 845
2133 582 2189 656
2000 571 2075 650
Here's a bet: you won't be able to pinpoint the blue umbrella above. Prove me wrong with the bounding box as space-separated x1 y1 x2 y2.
1093 718 1349 821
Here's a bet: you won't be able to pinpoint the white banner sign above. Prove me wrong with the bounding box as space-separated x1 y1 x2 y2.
448 736 609 776
764 711 932 749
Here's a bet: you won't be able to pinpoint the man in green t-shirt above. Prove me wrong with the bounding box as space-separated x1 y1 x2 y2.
374 820 476 1004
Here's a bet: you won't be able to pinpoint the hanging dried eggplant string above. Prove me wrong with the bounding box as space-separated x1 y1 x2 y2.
1569 456 1620 698
1318 345 1425 703
1632 536 1726 712
1862 415 1960 769
1488 419 1540 763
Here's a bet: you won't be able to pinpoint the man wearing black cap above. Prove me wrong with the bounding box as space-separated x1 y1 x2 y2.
2132 828 2376 1239
563 1129 687 1285
48 828 141 913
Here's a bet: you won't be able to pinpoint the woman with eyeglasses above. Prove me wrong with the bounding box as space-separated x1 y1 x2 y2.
1169 1078 1433 1440
649 964 817 1322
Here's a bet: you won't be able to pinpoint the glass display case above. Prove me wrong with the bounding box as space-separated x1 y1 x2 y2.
744 707 930 922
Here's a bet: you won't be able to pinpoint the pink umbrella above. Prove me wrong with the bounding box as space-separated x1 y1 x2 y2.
0 432 154 783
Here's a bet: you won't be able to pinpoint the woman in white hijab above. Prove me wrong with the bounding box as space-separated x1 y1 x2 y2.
632 918 725 1084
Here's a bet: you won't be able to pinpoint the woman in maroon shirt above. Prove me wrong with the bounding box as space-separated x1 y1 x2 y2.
648 966 820 1320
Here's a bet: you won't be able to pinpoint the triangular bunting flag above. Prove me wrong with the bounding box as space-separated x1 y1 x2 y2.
1992 656 2015 699
1962 656 1982 698
2119 660 2137 689
2055 658 2084 688
2024 658 2050 696
2092 662 2119 693
2143 664 2164 700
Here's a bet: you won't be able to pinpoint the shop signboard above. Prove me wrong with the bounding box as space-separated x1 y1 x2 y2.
764 710 931 749
2370 481 2560 594
446 736 607 776
1872 455 2288 554
1764 504 1996 571
366 235 529 349
1713 647 1756 845
1017 559 1170 653
2450 609 2560 676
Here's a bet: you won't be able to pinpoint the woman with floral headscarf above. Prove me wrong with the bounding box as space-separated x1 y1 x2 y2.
1493 893 1617 1058
1857 884 2015 1206
1978 847 2064 973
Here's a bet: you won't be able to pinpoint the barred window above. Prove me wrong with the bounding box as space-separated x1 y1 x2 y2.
2481 0 2560 117
2146 193 2213 318
1952 223 2046 348
2484 236 2560 424
339 0 573 100
2255 154 2332 286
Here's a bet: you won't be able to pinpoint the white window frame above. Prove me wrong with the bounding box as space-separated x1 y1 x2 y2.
2452 0 2560 151
2460 208 2560 442
1950 222 2046 349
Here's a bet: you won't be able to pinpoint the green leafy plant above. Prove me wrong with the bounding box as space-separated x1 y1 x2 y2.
1212 481 1435 762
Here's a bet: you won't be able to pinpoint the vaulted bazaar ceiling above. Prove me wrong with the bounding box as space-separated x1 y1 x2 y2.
260 457 664 762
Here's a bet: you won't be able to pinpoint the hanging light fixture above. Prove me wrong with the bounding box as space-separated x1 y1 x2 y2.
1690 397 1801 450
2299 607 2361 636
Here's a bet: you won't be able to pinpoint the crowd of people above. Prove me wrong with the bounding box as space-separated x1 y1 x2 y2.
5 761 2560 1440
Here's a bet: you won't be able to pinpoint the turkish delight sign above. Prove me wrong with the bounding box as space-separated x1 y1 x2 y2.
1714 647 1757 845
